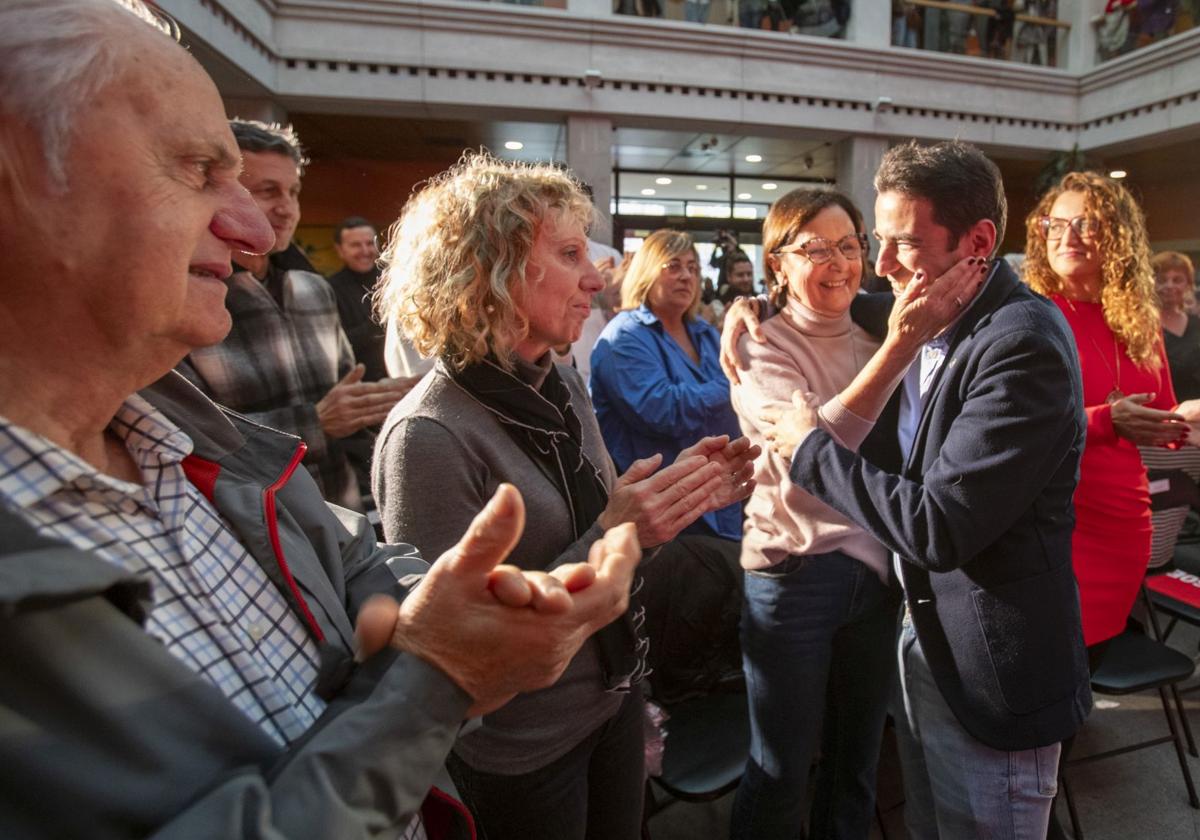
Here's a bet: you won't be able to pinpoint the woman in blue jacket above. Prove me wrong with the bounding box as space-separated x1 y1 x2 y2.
590 230 743 541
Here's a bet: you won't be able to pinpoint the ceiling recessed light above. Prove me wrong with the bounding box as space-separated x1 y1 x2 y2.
1109 169 1128 179
504 140 524 151
655 177 672 185
745 154 762 163
762 183 778 190
737 192 752 200
641 188 656 196
696 184 708 190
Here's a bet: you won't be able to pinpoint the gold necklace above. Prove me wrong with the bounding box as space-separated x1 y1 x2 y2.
1062 295 1123 404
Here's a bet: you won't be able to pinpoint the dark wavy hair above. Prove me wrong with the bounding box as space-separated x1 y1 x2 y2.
874 140 1007 251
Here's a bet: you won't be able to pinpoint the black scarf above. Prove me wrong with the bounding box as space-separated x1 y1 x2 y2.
448 355 647 692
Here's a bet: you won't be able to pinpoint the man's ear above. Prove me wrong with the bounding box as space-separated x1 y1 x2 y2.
0 121 48 220
967 218 998 257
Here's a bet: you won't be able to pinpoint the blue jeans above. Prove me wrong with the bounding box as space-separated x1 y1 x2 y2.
684 0 710 22
894 621 1061 840
731 552 900 840
892 15 919 47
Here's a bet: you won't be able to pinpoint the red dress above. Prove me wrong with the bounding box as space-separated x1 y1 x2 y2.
1053 295 1177 646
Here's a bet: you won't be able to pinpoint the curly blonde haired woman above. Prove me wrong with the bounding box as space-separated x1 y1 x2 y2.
372 153 756 840
1025 172 1197 650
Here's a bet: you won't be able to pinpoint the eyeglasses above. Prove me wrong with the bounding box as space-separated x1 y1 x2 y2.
1039 215 1101 241
773 233 869 265
661 259 701 277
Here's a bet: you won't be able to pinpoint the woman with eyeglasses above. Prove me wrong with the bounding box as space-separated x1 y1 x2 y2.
1023 170 1200 840
727 188 973 840
590 230 744 542
1024 172 1199 661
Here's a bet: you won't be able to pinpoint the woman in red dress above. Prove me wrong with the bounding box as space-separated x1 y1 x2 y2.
1024 171 1195 652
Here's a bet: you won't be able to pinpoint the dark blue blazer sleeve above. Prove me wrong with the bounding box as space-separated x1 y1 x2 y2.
789 323 1081 573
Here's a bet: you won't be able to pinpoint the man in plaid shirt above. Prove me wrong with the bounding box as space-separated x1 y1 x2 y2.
179 121 412 512
0 1 641 837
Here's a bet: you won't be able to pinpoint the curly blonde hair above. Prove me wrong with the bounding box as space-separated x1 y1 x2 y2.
619 229 701 319
374 152 594 371
1023 171 1161 370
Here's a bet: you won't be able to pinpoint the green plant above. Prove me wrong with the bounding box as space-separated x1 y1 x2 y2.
1034 145 1092 197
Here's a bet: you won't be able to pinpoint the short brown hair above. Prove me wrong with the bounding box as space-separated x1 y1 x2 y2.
874 140 1007 250
1153 251 1196 286
761 188 865 309
1152 250 1197 313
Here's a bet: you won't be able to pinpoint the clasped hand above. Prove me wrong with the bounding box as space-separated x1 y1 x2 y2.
1113 393 1190 446
354 484 641 717
760 391 820 461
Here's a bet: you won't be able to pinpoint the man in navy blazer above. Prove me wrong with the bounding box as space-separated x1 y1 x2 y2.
762 141 1091 838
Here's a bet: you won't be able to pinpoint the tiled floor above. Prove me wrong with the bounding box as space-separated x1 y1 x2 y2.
648 623 1200 840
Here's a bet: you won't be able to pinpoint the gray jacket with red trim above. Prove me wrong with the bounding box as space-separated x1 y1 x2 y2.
0 372 473 839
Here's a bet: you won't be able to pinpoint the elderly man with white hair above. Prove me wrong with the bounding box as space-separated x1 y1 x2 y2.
0 2 641 838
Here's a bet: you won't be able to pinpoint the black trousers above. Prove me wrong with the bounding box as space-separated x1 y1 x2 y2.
447 686 646 840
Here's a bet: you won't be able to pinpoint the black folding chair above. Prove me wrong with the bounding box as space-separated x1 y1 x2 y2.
641 687 750 839
1060 585 1200 839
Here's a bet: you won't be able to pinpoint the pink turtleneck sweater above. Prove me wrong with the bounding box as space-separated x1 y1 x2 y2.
731 297 890 581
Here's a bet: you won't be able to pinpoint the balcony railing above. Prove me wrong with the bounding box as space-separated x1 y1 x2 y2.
613 0 850 38
468 0 1200 71
894 0 1069 67
1093 0 1197 62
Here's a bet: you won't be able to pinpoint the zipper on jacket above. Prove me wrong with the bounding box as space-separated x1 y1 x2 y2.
263 442 326 642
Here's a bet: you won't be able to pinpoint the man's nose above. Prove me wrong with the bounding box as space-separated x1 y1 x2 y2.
875 244 895 278
277 195 300 219
215 184 275 255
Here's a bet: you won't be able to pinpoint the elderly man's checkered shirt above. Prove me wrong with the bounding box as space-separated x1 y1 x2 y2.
0 396 325 745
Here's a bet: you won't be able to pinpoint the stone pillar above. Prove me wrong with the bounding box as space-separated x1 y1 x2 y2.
567 115 616 247
835 136 888 238
566 0 612 17
223 97 289 126
845 0 892 47
1060 0 1099 72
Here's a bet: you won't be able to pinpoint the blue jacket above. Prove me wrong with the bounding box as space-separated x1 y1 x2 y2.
791 263 1092 751
590 305 742 541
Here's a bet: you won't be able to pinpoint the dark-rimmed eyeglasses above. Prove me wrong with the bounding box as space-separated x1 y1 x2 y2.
1039 215 1101 241
772 233 869 265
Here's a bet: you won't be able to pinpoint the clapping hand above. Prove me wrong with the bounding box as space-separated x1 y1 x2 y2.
675 434 759 509
354 484 641 718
